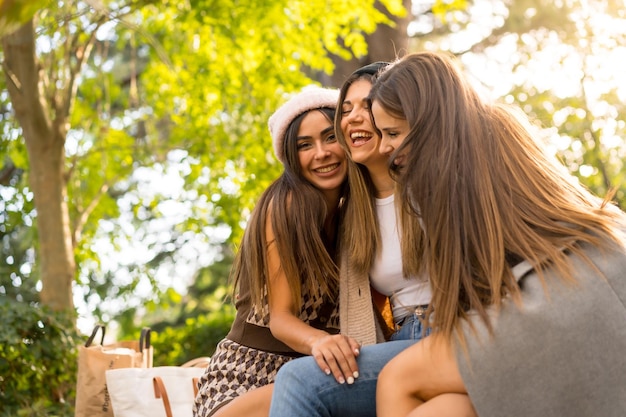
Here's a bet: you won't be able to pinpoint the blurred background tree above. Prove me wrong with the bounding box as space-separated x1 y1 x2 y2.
1 0 625 415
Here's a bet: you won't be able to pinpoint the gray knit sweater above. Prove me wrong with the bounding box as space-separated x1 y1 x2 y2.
456 237 626 416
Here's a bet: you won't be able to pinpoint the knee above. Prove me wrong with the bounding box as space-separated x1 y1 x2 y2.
376 361 396 398
377 351 417 399
379 352 406 383
271 357 331 414
275 356 324 391
274 360 299 388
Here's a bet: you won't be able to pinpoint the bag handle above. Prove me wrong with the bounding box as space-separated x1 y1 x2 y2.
84 324 106 347
139 327 151 352
153 376 173 417
181 357 211 368
140 327 153 368
182 357 210 397
153 376 200 417
193 377 200 397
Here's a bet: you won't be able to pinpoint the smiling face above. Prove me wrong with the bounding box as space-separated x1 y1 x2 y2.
371 100 411 168
340 79 388 169
296 110 347 201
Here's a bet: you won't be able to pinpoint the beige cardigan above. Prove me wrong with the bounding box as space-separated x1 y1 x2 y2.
339 254 386 346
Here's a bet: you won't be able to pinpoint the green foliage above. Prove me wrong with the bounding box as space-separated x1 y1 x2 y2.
0 297 80 417
53 0 409 328
2 0 409 327
432 0 468 22
118 248 236 364
137 0 406 244
151 307 235 366
0 164 38 303
0 0 50 37
0 0 411 323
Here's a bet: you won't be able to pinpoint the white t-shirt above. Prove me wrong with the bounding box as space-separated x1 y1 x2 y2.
369 194 432 321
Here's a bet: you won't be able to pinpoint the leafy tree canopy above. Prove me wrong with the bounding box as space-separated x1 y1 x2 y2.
1 0 407 324
0 0 49 36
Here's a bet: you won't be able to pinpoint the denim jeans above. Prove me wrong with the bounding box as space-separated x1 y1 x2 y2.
390 312 431 341
268 339 417 417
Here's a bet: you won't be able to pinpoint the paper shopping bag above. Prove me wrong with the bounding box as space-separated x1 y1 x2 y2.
74 325 153 417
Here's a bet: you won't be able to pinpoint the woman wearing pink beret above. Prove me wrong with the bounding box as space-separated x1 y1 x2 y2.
194 87 360 417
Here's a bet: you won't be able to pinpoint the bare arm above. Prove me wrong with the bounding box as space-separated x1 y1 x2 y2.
265 217 361 384
377 336 475 417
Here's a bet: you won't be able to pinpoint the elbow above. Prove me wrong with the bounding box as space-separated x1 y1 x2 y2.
268 313 285 340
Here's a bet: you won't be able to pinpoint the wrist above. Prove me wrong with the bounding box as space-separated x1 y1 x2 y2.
304 332 328 354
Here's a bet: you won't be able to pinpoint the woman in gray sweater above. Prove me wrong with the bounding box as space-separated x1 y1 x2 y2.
371 51 626 417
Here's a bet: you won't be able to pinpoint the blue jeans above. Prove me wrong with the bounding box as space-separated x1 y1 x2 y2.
390 312 430 341
268 340 417 417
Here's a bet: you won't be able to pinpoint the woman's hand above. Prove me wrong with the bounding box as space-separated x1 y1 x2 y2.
308 333 361 384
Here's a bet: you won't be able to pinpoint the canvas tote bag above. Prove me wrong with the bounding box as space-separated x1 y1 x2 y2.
74 325 153 417
105 357 210 417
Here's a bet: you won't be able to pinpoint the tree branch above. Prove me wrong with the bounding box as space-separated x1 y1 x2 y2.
72 181 111 247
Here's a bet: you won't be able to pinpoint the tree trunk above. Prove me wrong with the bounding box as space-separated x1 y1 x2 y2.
2 20 76 314
324 0 413 87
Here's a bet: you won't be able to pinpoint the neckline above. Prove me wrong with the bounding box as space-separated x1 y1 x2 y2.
375 193 395 205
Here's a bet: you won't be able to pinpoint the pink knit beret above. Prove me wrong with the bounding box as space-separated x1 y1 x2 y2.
268 87 339 163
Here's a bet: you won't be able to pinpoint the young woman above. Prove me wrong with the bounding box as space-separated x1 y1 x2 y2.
371 51 626 417
267 63 432 417
193 87 361 417
338 62 431 346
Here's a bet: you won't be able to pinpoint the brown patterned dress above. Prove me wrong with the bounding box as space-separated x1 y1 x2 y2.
193 281 339 417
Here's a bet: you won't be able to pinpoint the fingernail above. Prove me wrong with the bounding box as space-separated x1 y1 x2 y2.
325 369 331 375
339 377 345 384
354 348 360 355
347 376 354 384
353 371 359 379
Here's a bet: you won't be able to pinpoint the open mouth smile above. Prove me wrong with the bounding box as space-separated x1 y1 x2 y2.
350 131 373 146
314 163 340 173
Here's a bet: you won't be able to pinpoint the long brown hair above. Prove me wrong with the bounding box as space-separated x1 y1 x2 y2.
336 66 423 278
370 51 626 344
231 107 346 311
